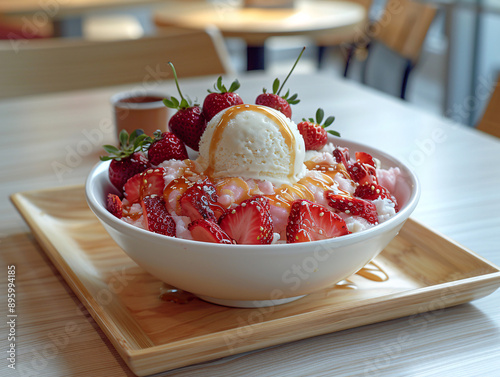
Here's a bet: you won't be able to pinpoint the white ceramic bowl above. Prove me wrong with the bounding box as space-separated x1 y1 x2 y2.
85 138 420 308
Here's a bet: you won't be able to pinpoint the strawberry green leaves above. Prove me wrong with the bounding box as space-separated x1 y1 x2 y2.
302 108 340 137
100 129 152 161
208 76 241 94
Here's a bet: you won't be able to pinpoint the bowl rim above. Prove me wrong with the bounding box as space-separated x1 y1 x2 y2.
85 136 420 256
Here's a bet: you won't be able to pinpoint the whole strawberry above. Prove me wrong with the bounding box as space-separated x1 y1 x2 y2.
100 129 151 194
163 62 206 151
255 47 304 118
147 131 189 165
255 90 295 118
203 76 244 121
297 108 340 151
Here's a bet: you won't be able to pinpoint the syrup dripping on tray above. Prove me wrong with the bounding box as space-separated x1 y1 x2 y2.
335 261 389 290
159 283 196 304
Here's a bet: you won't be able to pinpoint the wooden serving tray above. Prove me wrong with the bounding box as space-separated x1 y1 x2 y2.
11 185 500 376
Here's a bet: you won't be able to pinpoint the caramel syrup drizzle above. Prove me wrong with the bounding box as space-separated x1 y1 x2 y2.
159 283 195 304
335 261 389 290
207 104 297 182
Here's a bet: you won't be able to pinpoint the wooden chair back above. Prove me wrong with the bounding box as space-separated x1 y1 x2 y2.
315 0 372 47
477 76 500 138
374 0 437 63
350 0 373 11
0 27 233 99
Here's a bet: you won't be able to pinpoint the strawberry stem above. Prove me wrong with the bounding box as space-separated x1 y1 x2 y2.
168 62 186 103
100 129 152 161
277 46 305 96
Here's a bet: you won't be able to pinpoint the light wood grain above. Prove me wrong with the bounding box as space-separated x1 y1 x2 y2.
315 0 372 47
374 0 437 63
154 0 366 44
1 73 500 376
0 0 167 17
477 74 500 138
10 185 500 376
0 27 232 99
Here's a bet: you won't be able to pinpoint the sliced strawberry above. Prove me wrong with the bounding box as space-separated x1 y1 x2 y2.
286 199 348 243
140 168 166 198
251 195 271 214
346 161 378 185
123 173 142 203
332 147 350 166
179 179 219 222
326 192 379 224
163 176 195 214
188 219 235 244
354 183 399 211
355 151 375 167
219 197 274 244
141 196 176 236
123 168 165 203
332 149 377 185
106 193 123 218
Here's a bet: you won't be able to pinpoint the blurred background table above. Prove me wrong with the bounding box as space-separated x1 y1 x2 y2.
0 0 167 37
154 0 366 70
1 71 500 376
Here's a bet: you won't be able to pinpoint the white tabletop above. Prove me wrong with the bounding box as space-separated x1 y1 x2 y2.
1 72 499 376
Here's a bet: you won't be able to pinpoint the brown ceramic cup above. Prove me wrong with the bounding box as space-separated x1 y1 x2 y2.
111 92 169 139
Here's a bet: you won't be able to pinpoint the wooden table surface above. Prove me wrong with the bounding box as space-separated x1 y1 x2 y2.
154 0 366 70
0 0 169 38
0 0 167 17
1 72 499 376
154 0 365 44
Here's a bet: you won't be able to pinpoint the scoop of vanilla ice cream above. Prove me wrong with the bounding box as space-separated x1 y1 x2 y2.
197 104 307 185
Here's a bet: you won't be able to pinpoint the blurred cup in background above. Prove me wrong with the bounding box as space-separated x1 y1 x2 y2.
111 92 169 139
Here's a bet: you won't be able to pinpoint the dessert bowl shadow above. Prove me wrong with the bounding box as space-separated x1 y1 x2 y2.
85 138 420 308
